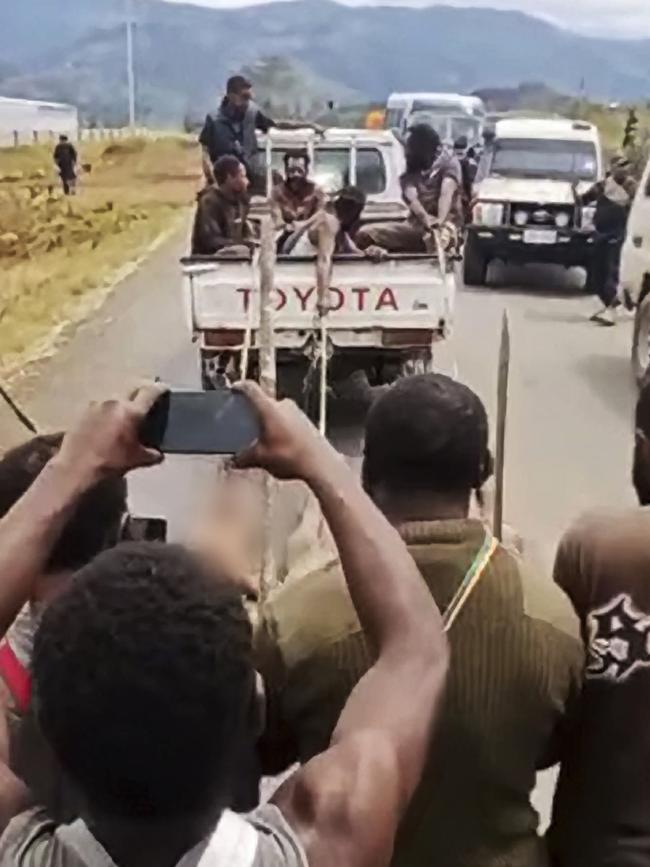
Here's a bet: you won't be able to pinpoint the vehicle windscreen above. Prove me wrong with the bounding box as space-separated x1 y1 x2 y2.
450 117 481 143
407 110 449 139
408 108 481 144
385 108 404 130
268 147 387 195
491 138 598 181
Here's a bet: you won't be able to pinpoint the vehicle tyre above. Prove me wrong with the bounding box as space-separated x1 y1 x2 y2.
463 236 488 287
632 294 650 387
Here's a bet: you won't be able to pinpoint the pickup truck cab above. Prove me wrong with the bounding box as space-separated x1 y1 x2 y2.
621 156 650 382
183 128 455 408
465 117 603 286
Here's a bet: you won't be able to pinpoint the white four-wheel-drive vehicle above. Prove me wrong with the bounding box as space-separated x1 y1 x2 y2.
183 128 456 411
464 118 603 286
621 155 650 383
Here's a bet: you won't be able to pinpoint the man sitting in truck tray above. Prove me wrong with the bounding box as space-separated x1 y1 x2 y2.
356 124 462 254
575 156 637 327
191 155 257 257
271 149 326 231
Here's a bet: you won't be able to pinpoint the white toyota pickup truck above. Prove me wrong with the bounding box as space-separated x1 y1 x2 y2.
464 118 603 286
182 128 455 406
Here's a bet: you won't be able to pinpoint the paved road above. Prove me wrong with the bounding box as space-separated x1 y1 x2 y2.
0 238 639 823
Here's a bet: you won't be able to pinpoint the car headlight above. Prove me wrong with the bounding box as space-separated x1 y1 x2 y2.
581 206 596 230
555 211 571 229
513 209 528 227
473 202 504 227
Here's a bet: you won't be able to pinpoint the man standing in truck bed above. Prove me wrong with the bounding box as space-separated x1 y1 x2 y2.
199 75 275 189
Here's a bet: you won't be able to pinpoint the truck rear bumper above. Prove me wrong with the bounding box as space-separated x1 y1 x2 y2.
467 226 596 267
198 325 447 352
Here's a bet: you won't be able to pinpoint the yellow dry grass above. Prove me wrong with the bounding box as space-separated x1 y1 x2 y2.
0 136 200 377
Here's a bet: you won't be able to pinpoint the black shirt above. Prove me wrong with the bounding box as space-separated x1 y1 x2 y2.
199 100 274 167
53 143 77 175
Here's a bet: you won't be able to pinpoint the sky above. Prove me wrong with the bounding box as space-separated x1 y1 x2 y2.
159 0 650 39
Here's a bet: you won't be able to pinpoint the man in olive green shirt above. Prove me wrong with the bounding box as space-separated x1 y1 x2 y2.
256 374 584 867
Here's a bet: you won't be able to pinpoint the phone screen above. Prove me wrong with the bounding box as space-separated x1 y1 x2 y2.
140 390 260 455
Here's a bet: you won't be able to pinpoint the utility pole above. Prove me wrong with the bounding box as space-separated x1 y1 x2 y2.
126 0 136 129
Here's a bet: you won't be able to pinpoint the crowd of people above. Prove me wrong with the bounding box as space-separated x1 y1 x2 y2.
0 366 649 866
191 74 474 261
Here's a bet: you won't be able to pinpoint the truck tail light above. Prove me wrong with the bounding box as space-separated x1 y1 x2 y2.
203 329 246 348
382 330 433 348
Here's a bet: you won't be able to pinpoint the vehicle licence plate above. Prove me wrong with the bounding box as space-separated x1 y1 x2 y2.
523 229 557 245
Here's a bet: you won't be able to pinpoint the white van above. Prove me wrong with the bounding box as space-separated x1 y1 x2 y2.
385 92 486 147
621 157 650 382
465 118 603 286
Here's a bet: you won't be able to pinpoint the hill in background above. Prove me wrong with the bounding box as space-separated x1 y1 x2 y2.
2 0 650 126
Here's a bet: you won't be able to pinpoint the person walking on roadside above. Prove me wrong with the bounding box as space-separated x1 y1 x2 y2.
256 373 583 867
577 155 637 326
549 375 650 867
53 135 78 195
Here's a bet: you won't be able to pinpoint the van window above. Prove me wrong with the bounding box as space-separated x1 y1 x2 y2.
491 138 598 181
408 111 449 139
386 108 404 130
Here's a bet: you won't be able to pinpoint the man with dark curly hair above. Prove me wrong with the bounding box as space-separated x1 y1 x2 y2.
0 383 448 867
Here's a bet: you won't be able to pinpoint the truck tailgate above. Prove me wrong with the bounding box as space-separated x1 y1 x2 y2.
182 255 454 333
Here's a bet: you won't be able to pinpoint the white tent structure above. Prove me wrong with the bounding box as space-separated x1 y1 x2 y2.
0 96 79 147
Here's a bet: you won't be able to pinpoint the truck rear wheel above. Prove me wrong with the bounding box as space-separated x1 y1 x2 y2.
632 294 650 386
463 236 488 287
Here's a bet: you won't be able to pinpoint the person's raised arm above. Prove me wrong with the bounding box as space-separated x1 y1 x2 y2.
234 384 448 867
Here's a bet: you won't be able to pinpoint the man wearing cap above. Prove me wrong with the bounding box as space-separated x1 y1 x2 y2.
576 156 637 326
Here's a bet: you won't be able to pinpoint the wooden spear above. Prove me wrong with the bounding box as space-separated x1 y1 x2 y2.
258 215 277 600
493 310 510 542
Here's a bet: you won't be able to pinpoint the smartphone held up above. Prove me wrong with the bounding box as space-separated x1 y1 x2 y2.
140 388 260 456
